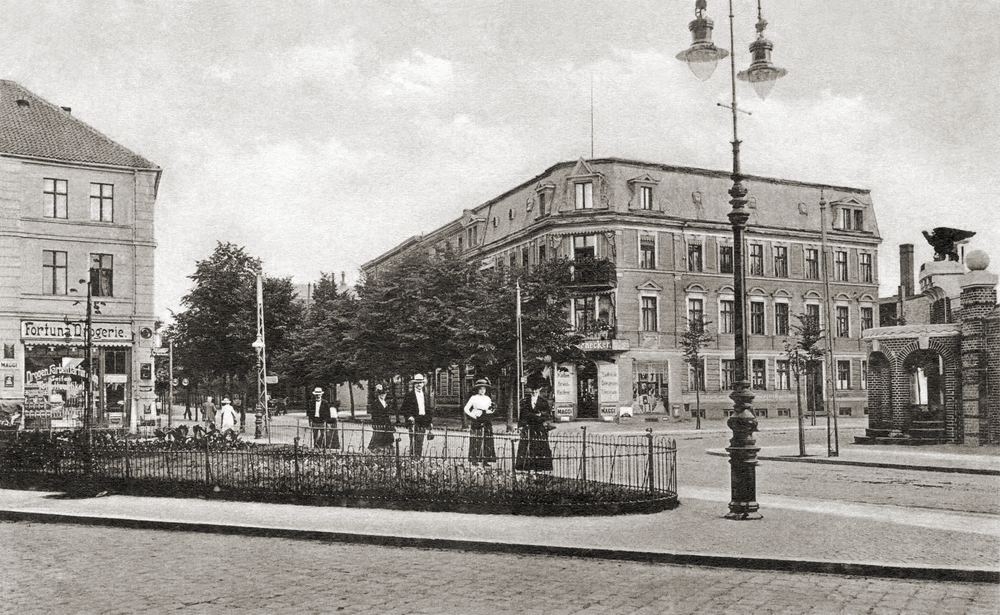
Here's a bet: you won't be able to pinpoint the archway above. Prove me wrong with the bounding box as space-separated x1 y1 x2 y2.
902 349 945 423
576 360 599 419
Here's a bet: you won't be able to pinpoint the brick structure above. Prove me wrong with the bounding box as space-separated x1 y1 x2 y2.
861 248 998 446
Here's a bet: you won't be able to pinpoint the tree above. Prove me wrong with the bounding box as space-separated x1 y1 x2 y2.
284 273 361 414
680 318 714 430
168 242 303 403
783 313 824 456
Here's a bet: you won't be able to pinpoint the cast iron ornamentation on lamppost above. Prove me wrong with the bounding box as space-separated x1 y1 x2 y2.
677 0 786 520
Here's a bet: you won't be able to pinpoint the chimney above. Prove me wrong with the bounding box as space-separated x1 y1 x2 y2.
60 106 71 113
900 243 914 297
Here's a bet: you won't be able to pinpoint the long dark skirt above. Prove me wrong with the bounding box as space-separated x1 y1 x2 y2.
468 418 497 464
368 417 396 450
515 426 553 472
368 416 395 450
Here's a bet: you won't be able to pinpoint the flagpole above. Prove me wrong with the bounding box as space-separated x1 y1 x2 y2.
516 279 524 422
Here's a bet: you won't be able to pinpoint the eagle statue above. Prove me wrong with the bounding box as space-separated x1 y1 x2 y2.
921 227 976 262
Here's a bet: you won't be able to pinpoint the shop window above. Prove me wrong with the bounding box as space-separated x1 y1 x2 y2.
634 362 668 409
105 350 128 374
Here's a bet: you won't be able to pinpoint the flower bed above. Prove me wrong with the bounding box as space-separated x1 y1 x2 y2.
0 428 678 516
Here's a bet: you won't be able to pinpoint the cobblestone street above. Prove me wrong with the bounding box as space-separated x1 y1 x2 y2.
1 522 995 615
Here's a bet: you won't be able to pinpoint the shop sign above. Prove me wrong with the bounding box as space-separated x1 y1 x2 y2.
0 360 16 369
554 364 574 404
3 374 13 388
598 363 618 405
579 339 631 351
105 374 128 384
25 365 98 384
21 320 131 343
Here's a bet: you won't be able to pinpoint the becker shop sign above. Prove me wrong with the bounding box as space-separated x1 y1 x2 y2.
22 321 131 342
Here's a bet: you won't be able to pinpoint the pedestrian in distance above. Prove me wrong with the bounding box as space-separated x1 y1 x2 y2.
308 387 340 449
367 383 395 452
515 373 554 473
464 378 497 465
182 398 192 420
202 396 216 427
400 373 433 457
215 397 239 435
234 397 245 432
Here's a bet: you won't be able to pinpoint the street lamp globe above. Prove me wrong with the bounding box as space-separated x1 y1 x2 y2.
736 17 787 100
252 336 264 350
676 9 730 82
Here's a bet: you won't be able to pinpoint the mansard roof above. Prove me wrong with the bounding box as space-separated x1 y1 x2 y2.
0 80 158 170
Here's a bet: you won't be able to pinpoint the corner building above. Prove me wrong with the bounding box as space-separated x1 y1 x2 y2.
363 158 880 421
0 81 161 431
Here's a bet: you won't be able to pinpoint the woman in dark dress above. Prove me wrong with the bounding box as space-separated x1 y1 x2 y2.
368 384 395 452
464 378 497 465
515 373 554 472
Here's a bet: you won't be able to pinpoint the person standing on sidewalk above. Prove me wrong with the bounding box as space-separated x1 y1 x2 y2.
216 398 239 435
201 396 216 427
464 378 497 465
400 374 433 457
515 373 554 473
367 384 395 452
309 387 339 449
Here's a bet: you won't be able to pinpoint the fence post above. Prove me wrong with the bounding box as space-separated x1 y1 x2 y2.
293 436 300 493
361 422 366 452
124 436 131 486
509 432 517 489
646 428 654 494
204 434 211 486
394 435 402 487
580 426 587 483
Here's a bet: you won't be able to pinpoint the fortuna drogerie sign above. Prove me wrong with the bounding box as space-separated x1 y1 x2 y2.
21 320 131 342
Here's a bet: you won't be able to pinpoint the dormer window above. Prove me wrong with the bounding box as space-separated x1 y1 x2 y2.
535 182 556 217
833 201 866 231
575 181 593 210
627 174 660 211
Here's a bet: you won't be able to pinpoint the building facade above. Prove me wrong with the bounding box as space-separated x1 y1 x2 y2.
363 158 881 421
0 81 161 432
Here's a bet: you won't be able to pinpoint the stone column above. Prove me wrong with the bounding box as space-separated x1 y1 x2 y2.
959 251 997 446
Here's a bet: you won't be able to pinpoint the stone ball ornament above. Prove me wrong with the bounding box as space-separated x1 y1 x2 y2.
966 250 989 271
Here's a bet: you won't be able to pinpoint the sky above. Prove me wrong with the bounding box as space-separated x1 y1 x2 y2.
2 0 998 321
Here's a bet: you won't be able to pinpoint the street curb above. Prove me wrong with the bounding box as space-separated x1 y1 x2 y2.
705 450 1000 476
1 509 996 584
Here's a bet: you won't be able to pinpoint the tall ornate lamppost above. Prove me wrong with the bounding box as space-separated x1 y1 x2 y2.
677 0 786 519
251 269 269 440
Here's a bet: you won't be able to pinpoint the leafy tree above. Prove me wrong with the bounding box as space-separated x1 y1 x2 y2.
284 273 361 413
680 318 713 430
783 313 824 456
168 242 303 405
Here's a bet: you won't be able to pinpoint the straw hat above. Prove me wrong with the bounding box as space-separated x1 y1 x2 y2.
312 387 324 395
411 373 426 384
221 398 231 404
473 378 492 390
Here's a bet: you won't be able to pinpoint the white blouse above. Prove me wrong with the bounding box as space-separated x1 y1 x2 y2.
463 394 493 419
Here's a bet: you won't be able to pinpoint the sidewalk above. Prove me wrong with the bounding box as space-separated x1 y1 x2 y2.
1 475 996 584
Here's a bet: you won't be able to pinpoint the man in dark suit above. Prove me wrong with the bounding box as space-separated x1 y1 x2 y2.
308 387 339 449
400 373 433 457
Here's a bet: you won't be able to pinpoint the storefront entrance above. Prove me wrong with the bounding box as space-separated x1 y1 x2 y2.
23 345 131 428
576 360 599 419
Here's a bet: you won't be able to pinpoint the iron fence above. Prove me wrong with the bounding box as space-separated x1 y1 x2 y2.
0 425 677 515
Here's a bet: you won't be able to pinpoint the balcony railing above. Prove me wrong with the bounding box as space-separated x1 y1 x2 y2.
570 257 616 288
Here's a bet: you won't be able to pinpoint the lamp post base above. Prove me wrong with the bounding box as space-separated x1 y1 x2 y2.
725 411 762 520
254 411 264 439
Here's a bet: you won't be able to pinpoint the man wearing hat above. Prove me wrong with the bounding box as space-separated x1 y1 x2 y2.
309 386 340 449
400 373 433 457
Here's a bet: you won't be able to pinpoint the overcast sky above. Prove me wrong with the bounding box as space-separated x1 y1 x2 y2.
3 0 998 320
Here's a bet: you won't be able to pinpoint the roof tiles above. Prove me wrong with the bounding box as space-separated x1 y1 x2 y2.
0 80 158 170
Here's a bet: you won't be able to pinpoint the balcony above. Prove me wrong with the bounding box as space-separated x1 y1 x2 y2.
569 257 616 291
575 320 631 352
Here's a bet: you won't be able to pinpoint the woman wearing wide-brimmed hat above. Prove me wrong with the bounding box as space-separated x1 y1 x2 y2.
368 383 395 452
215 397 239 435
515 372 553 472
464 377 497 465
